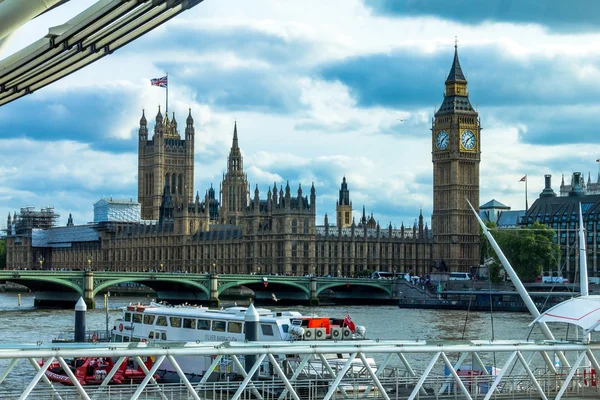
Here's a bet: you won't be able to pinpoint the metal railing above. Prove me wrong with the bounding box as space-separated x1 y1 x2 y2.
0 339 599 399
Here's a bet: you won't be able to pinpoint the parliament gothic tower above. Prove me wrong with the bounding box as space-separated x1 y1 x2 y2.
432 45 481 272
138 107 195 220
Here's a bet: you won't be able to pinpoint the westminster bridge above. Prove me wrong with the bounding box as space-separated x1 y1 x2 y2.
0 270 428 308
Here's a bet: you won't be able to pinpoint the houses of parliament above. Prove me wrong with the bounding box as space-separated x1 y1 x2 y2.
4 48 481 275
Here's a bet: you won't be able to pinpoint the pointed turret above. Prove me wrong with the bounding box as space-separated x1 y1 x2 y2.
67 213 74 227
361 206 367 226
7 212 11 231
445 42 467 84
155 105 163 123
232 120 239 149
310 182 316 213
138 109 148 141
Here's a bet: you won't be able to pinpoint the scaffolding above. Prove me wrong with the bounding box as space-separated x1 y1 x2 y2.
13 206 59 234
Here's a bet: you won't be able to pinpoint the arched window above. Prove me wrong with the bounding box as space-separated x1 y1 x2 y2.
165 173 170 191
303 219 309 234
171 174 176 194
291 219 297 234
178 174 183 194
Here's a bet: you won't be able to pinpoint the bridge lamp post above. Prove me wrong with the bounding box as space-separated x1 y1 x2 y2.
257 266 261 276
87 258 92 272
38 256 44 271
212 263 216 275
160 263 163 272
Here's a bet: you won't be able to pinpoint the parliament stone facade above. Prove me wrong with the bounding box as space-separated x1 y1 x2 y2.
5 48 481 275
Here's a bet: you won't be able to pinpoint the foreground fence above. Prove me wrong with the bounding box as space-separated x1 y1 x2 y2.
0 339 599 399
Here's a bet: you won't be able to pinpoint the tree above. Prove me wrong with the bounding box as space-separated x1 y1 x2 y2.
488 221 560 282
0 240 5 269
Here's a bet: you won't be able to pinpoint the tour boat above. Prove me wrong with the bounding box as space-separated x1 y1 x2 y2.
112 302 372 382
38 356 157 385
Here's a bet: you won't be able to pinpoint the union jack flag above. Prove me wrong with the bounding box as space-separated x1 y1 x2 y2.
150 75 168 88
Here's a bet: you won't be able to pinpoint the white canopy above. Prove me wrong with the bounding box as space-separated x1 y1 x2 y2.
530 295 600 334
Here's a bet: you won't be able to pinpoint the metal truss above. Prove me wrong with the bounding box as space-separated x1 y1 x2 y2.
0 0 204 107
0 340 599 399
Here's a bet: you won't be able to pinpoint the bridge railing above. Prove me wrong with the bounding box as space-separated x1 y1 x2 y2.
0 339 598 400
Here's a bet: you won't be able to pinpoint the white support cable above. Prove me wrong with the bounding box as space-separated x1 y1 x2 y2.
438 351 469 395
0 358 18 384
133 355 169 400
90 356 127 400
277 354 312 400
317 353 351 399
322 352 358 400
358 352 390 400
129 354 167 400
19 356 56 400
166 355 201 400
27 356 64 400
361 353 394 397
230 353 266 400
57 356 91 400
407 351 441 400
440 352 473 400
482 351 518 400
267 354 301 400
516 351 549 400
191 354 222 395
229 354 265 400
555 351 587 400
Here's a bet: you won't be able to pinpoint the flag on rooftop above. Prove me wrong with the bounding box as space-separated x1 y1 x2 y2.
519 175 527 182
150 75 168 88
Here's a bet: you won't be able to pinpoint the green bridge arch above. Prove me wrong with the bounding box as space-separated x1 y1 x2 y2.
218 278 311 297
0 273 84 296
316 281 392 297
93 277 210 298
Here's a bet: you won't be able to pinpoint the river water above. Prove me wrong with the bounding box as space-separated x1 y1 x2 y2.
0 292 597 394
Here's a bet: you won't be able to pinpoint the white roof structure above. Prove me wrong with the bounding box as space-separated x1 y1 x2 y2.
0 0 204 106
530 295 600 334
93 198 140 223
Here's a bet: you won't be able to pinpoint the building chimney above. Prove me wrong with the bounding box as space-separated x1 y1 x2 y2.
540 174 556 198
568 172 584 197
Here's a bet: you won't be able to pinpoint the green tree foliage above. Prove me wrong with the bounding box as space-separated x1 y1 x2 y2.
487 221 559 282
0 240 5 269
356 269 374 278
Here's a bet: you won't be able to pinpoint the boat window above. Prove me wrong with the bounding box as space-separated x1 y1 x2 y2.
156 316 167 327
228 322 243 333
123 336 129 342
149 332 154 339
115 335 122 342
132 337 140 342
212 320 226 332
161 332 167 340
170 317 182 328
124 312 131 322
197 319 210 330
132 313 142 323
183 318 196 329
143 315 155 325
261 324 274 336
281 324 289 333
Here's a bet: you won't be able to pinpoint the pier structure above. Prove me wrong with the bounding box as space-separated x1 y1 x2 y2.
0 340 598 399
0 270 404 308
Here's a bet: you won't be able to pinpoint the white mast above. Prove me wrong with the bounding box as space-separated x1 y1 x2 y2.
578 202 589 297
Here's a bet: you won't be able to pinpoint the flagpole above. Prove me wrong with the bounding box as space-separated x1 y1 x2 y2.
166 71 168 114
525 174 528 210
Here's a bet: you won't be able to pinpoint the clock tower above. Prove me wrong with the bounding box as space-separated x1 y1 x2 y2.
432 44 480 272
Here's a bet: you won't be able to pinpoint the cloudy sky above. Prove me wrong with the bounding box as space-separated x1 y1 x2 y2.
2 0 600 230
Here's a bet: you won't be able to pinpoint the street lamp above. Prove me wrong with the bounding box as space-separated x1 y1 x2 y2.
87 258 92 272
160 263 163 272
212 263 216 275
257 266 261 276
38 256 44 270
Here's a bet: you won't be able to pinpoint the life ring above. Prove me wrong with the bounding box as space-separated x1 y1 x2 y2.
119 323 124 332
316 329 324 339
584 368 597 387
343 328 352 338
332 329 341 339
91 333 98 342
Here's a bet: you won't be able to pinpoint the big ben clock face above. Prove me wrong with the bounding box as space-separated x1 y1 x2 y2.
461 130 476 150
436 131 449 150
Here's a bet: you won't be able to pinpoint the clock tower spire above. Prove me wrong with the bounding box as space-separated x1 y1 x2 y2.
431 44 481 272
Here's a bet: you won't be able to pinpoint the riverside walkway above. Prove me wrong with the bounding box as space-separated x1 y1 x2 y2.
0 339 599 399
